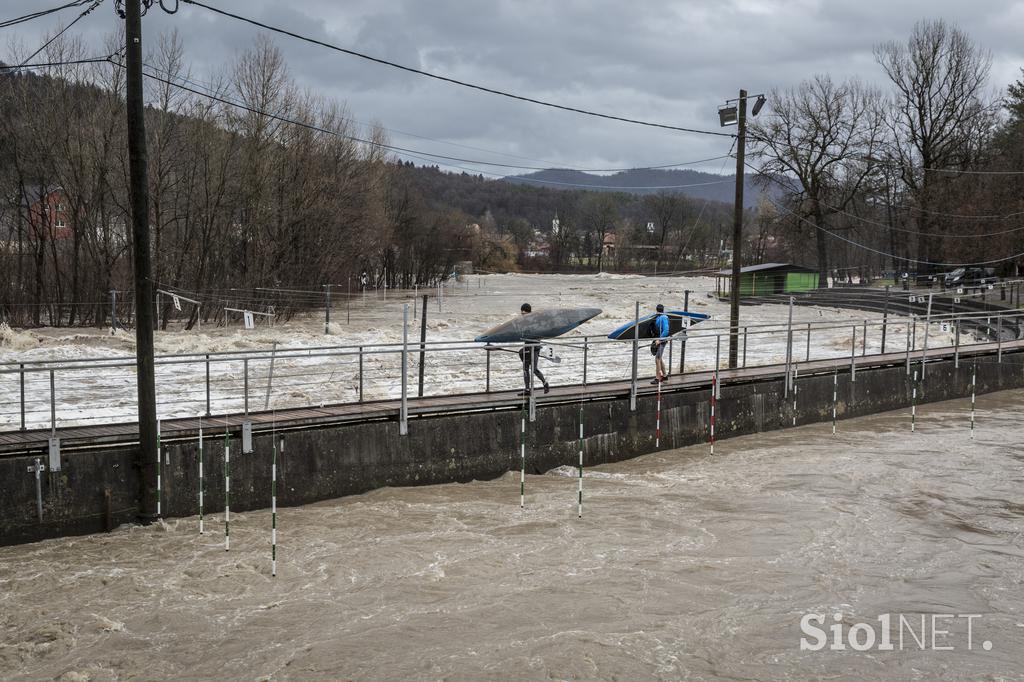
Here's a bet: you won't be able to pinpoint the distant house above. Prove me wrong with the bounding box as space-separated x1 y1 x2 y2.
21 185 73 241
714 263 820 297
524 229 549 258
602 232 616 258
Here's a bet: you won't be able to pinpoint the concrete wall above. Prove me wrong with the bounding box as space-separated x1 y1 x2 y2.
3 354 1021 545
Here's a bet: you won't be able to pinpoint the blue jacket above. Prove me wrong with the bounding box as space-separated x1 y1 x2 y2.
654 313 670 339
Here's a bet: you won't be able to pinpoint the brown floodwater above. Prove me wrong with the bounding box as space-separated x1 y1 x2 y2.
2 390 1023 680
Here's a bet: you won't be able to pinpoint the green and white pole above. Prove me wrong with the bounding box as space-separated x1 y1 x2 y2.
970 363 976 439
156 419 162 518
198 419 204 534
224 430 230 551
520 395 526 509
577 403 583 519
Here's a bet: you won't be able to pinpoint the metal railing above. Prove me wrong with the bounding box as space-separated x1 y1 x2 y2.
2 300 1022 434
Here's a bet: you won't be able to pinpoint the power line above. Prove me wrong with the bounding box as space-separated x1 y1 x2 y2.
0 56 110 71
143 59 735 173
14 0 104 70
178 0 734 139
0 0 93 29
747 162 1024 239
138 57 729 173
748 130 1024 177
116 58 738 184
765 195 1024 267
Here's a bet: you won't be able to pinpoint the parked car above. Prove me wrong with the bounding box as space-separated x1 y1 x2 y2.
944 267 997 289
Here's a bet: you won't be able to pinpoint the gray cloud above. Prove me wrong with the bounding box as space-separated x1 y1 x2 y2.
3 0 1022 174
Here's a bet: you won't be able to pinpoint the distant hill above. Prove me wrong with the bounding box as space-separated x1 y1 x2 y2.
504 168 771 207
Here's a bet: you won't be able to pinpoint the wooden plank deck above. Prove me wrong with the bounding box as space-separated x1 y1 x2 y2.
0 339 1018 456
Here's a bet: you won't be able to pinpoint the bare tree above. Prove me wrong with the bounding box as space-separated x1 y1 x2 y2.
874 19 994 263
749 75 884 285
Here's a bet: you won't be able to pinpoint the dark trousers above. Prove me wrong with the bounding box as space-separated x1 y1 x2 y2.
519 345 546 390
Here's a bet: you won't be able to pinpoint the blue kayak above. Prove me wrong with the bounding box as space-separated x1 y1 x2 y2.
606 310 710 340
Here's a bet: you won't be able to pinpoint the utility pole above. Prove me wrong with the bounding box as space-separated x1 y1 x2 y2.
126 0 158 520
728 89 747 369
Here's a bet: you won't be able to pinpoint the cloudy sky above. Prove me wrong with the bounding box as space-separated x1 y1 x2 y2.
4 0 1023 176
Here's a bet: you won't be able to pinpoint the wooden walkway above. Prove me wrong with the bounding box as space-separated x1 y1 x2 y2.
1 339 1019 456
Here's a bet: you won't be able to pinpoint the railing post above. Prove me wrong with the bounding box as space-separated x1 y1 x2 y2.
881 285 890 353
529 341 537 423
920 292 933 380
806 322 811 362
19 363 26 431
358 346 364 402
784 296 793 396
998 312 1003 363
400 304 408 435
954 321 960 368
49 369 56 434
418 294 428 398
630 301 639 412
583 337 589 386
243 358 249 416
715 333 721 373
742 326 747 368
906 316 913 375
485 348 491 392
850 326 856 382
205 354 211 416
324 283 331 334
862 319 867 356
264 343 277 410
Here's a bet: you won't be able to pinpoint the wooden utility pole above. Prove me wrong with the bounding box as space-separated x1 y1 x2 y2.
728 89 747 369
126 0 158 519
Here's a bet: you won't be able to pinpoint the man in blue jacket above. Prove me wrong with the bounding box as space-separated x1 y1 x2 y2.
652 303 670 384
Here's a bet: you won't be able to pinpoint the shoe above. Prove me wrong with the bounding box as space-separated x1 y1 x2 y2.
650 378 660 385
543 383 550 394
517 389 532 396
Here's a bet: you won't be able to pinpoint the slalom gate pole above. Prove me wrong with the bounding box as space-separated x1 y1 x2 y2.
156 419 162 518
970 362 976 439
578 401 583 519
911 370 918 433
198 418 204 534
710 374 716 455
520 394 526 509
224 429 230 551
272 417 277 577
832 369 838 436
655 379 662 448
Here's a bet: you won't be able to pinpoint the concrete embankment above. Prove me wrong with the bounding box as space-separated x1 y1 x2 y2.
2 350 1020 545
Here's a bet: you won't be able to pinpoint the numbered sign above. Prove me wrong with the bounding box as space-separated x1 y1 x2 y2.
956 288 963 294
243 311 254 329
941 323 949 332
954 297 961 304
172 295 182 311
988 284 994 290
908 296 917 303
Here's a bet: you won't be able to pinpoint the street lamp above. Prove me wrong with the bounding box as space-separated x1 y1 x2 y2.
719 90 766 369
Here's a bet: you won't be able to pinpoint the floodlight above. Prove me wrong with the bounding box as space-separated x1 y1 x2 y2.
751 94 766 116
718 105 738 127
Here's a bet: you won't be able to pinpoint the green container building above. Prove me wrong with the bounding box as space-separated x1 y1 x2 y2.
715 263 820 298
